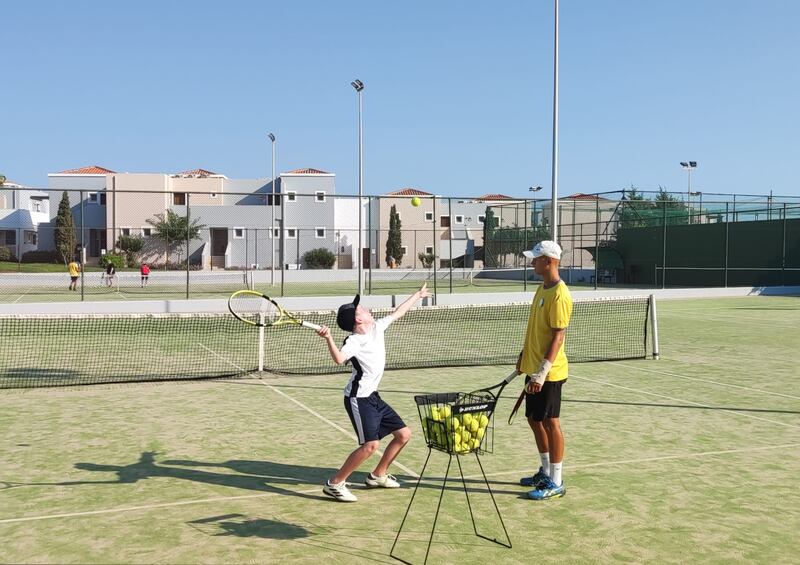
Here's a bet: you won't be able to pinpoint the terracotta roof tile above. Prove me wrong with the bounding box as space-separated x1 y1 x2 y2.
386 188 433 196
564 193 610 200
175 169 219 177
475 193 513 201
57 165 116 175
285 168 330 175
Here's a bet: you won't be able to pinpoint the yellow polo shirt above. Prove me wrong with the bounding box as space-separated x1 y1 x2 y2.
68 262 80 277
520 281 573 382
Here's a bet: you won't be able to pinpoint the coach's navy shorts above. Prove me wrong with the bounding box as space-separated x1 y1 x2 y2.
344 392 406 444
525 378 566 421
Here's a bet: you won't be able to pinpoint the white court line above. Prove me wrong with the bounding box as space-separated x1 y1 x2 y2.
11 288 31 304
263 381 419 479
609 361 800 401
0 487 322 525
571 373 800 430
197 346 418 478
466 442 800 481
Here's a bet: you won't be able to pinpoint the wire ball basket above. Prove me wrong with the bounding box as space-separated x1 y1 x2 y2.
414 390 497 456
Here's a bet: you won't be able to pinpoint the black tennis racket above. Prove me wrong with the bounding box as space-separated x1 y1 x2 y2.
228 290 322 331
463 370 521 400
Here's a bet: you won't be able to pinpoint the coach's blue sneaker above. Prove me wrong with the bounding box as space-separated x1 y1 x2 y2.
520 467 549 488
527 477 565 500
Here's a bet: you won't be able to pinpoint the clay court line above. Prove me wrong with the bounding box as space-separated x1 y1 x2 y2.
609 361 800 401
470 441 800 481
572 373 800 429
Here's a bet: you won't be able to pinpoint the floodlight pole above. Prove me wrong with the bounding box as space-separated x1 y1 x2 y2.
269 133 276 285
352 79 365 296
550 0 560 244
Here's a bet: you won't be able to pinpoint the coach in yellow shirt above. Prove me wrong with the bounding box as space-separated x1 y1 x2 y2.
516 240 573 500
68 260 81 291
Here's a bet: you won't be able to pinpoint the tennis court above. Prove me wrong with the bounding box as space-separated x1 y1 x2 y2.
1 295 798 563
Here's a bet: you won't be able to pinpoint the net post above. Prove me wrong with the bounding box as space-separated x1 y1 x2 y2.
649 294 659 360
258 323 265 372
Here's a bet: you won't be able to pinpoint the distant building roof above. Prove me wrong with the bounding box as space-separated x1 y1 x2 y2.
1 179 25 188
173 169 222 178
475 193 513 201
386 188 433 196
284 168 331 175
55 165 116 175
563 193 611 201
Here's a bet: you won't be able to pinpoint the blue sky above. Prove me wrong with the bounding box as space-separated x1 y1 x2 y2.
2 0 798 199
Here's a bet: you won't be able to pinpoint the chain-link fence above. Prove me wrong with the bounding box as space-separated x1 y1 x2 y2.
1 186 798 303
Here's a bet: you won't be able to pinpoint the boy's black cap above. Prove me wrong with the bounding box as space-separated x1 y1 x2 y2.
336 294 360 332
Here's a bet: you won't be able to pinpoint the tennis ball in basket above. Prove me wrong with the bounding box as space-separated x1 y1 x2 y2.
476 427 485 440
461 429 471 443
471 438 481 450
411 196 421 207
469 420 479 433
441 405 452 418
462 413 472 427
430 408 441 421
479 414 489 428
448 417 460 431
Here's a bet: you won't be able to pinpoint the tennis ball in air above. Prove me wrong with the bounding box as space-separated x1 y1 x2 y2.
441 405 452 418
411 196 421 207
469 420 479 433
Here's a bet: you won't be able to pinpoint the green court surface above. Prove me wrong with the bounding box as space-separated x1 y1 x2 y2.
1 296 798 563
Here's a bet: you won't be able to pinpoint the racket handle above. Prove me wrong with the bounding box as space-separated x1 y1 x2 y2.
504 370 521 384
301 321 322 331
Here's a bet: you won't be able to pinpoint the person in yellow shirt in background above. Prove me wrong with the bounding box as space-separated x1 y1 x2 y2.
68 259 81 291
516 240 573 500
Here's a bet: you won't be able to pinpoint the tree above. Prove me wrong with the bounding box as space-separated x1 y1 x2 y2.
385 204 404 266
116 234 145 267
655 186 689 226
54 191 77 265
146 210 206 265
418 252 436 268
619 186 653 229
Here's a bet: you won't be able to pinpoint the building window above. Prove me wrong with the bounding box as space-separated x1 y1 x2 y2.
478 215 486 224
286 228 297 239
425 212 434 222
286 191 297 202
211 193 218 199
141 227 152 237
88 192 107 205
24 230 37 245
273 228 280 238
440 216 451 228
268 194 282 206
3 231 16 245
173 192 186 205
120 228 131 236
30 200 42 212
401 246 408 255
455 215 464 224
425 246 434 255
315 191 326 202
233 227 245 239
315 227 326 239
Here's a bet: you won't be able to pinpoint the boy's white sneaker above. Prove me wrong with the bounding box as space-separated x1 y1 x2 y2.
365 473 401 488
323 480 358 502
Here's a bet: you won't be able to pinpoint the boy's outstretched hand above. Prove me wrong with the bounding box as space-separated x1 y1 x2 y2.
418 283 431 299
317 325 331 339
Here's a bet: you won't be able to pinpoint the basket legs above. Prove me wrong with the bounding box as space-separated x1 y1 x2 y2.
391 449 512 564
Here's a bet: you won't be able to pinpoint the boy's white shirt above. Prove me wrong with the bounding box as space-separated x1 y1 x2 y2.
340 316 394 398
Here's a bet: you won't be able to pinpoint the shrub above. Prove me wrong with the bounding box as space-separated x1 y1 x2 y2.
418 252 436 269
99 253 125 269
0 246 14 261
21 250 62 263
303 247 336 269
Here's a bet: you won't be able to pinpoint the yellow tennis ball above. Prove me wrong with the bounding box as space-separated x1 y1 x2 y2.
430 407 439 420
476 427 485 440
411 196 421 207
448 417 460 431
441 405 452 418
462 413 473 426
461 429 471 443
479 414 489 428
471 438 481 450
470 420 479 433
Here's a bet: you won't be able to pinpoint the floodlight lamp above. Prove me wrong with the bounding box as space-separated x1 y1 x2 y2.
268 133 275 142
351 79 364 91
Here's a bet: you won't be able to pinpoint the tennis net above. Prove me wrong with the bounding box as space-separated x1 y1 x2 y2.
0 295 657 389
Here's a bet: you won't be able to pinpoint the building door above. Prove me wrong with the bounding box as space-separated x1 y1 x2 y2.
89 229 107 258
210 228 228 269
362 248 370 269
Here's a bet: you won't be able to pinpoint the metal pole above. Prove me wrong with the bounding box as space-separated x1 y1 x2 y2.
448 197 453 293
432 196 438 302
523 199 528 291
80 190 84 301
594 197 599 290
782 202 787 286
368 197 372 294
269 133 276 286
186 192 190 299
550 0 560 244
357 87 364 296
281 179 285 297
661 200 667 289
724 202 729 287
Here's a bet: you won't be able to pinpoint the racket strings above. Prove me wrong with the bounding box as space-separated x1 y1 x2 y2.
230 295 280 325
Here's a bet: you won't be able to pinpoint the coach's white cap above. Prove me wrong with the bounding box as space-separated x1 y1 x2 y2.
523 240 562 260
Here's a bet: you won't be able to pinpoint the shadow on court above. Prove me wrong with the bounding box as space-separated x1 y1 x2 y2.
187 513 313 539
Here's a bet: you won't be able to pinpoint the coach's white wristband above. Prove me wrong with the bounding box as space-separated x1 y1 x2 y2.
532 359 553 387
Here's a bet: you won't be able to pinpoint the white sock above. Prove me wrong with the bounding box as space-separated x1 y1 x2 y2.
539 453 550 475
550 461 563 486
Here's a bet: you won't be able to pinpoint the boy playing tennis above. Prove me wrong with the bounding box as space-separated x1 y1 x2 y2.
316 283 431 502
517 240 573 500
